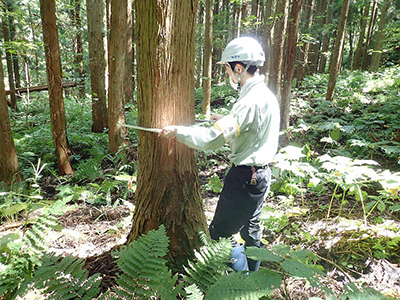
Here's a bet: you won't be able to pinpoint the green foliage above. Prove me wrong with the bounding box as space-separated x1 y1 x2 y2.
204 173 223 194
22 253 102 300
0 212 62 299
103 225 182 300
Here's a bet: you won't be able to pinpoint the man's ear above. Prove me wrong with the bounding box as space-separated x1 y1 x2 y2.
234 64 244 75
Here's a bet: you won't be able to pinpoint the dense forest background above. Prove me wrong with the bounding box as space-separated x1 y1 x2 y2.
1 0 400 299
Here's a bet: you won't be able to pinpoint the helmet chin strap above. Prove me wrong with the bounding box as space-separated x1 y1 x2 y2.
235 64 251 91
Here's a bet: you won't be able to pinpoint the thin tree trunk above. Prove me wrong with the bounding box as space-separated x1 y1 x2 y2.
202 0 213 117
326 0 350 101
352 0 370 70
108 0 128 153
268 0 289 100
87 0 108 133
309 0 327 75
40 0 74 176
260 0 276 78
296 0 316 82
124 0 134 104
370 0 389 71
129 0 207 267
318 0 333 73
0 55 22 186
361 0 378 70
70 0 85 98
2 13 17 110
281 0 302 131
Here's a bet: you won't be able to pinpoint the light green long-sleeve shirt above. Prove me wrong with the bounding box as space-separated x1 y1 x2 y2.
176 75 280 166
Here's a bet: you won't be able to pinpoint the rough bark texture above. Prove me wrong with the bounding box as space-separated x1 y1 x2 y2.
370 0 389 71
318 0 333 73
70 0 85 98
326 0 350 101
0 57 22 186
296 0 316 83
202 0 213 117
128 0 207 267
39 0 74 175
108 0 128 153
268 0 289 100
352 0 370 70
280 0 302 131
87 0 108 133
2 13 17 110
361 0 378 71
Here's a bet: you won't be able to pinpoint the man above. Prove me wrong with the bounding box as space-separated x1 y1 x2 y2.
160 36 280 272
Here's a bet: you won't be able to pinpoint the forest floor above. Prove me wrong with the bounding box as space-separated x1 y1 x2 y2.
3 161 398 300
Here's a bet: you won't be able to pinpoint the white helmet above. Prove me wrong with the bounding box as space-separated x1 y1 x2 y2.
218 37 265 67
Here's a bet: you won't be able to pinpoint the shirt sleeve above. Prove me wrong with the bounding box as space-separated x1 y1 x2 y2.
176 125 226 151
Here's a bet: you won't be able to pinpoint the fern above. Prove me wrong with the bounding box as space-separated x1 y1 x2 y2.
20 253 101 300
0 211 61 299
103 225 182 300
184 236 231 293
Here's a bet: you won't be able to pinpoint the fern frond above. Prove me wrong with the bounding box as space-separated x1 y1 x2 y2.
25 253 101 300
185 283 204 300
205 269 281 300
23 214 59 252
184 237 231 293
109 225 181 300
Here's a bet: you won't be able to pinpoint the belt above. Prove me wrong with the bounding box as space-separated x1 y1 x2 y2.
233 164 269 170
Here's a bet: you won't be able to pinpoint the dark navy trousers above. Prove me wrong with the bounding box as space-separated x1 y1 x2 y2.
209 165 271 270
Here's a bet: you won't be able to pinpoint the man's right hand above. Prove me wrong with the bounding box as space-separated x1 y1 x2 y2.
210 114 223 121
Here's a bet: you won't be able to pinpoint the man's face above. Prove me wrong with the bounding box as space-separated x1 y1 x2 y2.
225 64 238 84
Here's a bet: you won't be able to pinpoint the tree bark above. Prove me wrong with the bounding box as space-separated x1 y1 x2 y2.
0 55 22 186
39 0 74 175
352 0 370 70
296 0 316 83
281 0 302 131
361 0 378 71
202 0 213 117
260 0 276 78
326 0 350 101
268 0 289 100
70 0 85 98
124 0 134 104
108 0 128 153
2 11 17 110
318 0 333 73
370 0 389 71
128 0 207 268
87 0 108 133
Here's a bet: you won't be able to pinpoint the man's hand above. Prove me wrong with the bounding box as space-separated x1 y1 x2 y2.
159 126 178 139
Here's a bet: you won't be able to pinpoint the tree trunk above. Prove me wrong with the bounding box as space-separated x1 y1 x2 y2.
108 0 128 154
124 0 134 104
352 0 370 70
87 0 108 133
70 0 85 98
281 0 302 131
370 0 389 71
296 0 316 83
268 0 289 100
318 0 333 73
0 55 22 186
326 0 350 101
361 0 378 71
39 0 74 175
2 12 17 110
260 0 276 78
128 0 207 268
202 0 213 117
308 0 327 75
